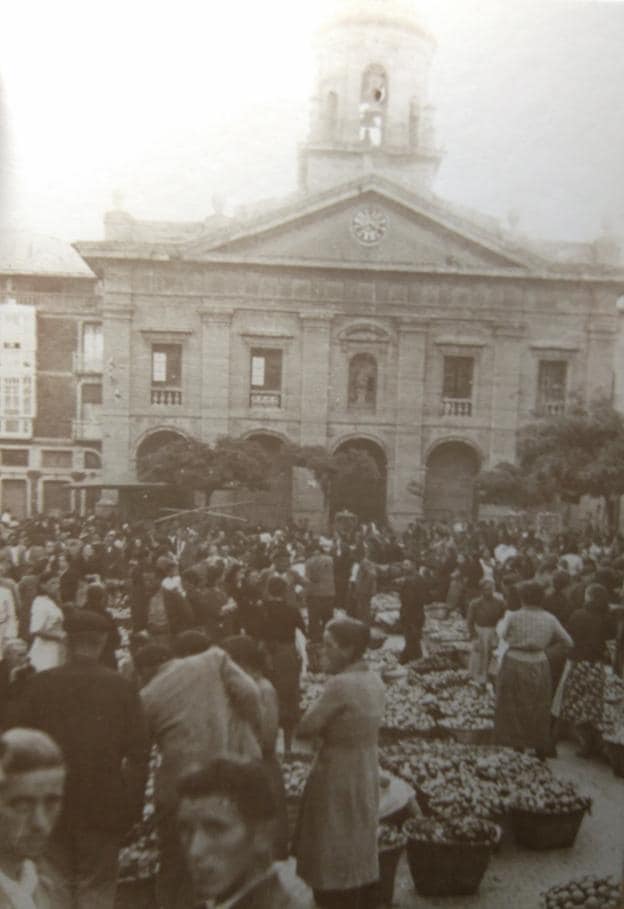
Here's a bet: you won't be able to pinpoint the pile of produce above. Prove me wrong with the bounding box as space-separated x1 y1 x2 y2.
424 615 470 650
542 875 621 909
300 674 326 712
119 748 160 882
435 682 495 719
282 756 312 800
416 669 472 694
372 592 401 633
382 689 436 735
408 653 458 675
378 822 408 851
379 741 553 820
511 779 592 815
605 674 624 704
403 815 499 847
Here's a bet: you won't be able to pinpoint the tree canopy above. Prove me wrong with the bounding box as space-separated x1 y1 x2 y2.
138 434 383 519
478 400 624 516
138 435 272 500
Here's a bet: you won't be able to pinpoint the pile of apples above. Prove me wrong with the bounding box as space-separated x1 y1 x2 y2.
542 876 621 909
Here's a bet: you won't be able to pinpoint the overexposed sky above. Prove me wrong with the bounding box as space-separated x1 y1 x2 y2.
1 0 623 244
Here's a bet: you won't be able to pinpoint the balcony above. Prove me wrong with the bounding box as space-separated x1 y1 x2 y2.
73 352 103 374
440 398 473 417
72 419 103 441
538 400 565 417
151 388 182 406
0 416 33 439
249 391 282 409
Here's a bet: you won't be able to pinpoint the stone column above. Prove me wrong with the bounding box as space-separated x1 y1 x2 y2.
101 300 134 493
199 305 233 442
299 311 333 446
488 322 525 466
388 319 428 528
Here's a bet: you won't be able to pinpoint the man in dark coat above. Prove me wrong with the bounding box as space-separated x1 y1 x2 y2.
396 560 429 664
8 608 149 909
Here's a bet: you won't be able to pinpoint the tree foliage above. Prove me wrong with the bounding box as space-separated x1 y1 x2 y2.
138 434 383 518
138 435 272 500
478 399 624 514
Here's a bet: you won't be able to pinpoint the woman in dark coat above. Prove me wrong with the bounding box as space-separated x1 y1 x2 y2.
555 583 610 757
259 575 305 755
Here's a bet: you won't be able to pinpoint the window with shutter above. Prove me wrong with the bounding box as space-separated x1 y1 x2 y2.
249 348 282 407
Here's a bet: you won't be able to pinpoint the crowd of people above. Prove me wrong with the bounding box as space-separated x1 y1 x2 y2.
0 508 621 908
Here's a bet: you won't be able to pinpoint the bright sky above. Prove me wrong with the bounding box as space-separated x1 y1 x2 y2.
1 0 623 245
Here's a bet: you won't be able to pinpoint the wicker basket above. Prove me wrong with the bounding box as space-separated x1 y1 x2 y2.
510 807 587 850
405 838 494 897
603 738 624 778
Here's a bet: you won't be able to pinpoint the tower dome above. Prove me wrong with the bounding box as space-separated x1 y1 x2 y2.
299 0 442 193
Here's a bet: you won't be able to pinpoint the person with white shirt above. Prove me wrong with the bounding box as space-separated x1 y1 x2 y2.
0 727 70 908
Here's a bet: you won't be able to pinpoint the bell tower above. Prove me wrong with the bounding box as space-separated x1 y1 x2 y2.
299 0 443 193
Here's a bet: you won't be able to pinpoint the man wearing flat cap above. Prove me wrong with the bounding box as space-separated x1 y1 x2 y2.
7 608 149 909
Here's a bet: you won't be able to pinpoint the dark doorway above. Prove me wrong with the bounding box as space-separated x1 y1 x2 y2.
424 441 480 522
330 438 387 523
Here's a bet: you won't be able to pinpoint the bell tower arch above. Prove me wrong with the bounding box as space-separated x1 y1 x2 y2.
300 0 443 193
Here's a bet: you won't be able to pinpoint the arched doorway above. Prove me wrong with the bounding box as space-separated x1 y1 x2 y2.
424 441 480 522
212 433 293 529
136 429 187 468
330 438 387 523
135 429 193 516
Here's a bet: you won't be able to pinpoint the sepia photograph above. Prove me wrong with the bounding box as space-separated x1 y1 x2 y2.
0 0 623 906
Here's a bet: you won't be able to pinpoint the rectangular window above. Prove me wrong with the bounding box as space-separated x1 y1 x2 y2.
441 357 474 417
0 449 29 467
250 348 282 390
151 344 182 386
0 376 33 420
249 348 282 408
41 450 73 469
443 357 474 399
537 361 567 415
82 323 103 361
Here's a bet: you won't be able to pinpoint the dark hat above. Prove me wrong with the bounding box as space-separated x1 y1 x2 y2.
64 608 110 635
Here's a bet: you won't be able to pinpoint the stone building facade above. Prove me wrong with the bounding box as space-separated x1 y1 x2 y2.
2 0 623 527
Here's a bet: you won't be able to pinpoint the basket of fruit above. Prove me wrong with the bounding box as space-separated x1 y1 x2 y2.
402 816 500 897
602 731 624 778
437 717 494 746
373 824 408 906
509 780 591 850
542 875 621 909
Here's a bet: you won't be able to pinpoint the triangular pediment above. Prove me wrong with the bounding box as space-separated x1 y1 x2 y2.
184 176 540 273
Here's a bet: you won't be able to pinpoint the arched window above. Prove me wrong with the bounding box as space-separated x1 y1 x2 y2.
348 353 377 410
359 65 387 147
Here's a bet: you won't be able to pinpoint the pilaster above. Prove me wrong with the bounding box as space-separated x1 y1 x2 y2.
199 305 234 441
299 311 333 446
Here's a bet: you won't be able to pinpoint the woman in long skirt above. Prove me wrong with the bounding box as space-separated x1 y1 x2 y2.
495 580 572 759
294 617 385 909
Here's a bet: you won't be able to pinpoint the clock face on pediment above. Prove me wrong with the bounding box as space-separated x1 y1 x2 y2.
351 206 389 246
